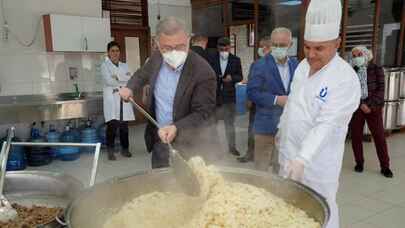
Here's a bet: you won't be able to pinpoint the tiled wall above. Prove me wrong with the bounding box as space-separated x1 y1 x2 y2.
230 25 255 80
0 0 103 96
0 52 104 96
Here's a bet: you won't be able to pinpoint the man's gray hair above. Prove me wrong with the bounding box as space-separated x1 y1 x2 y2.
155 17 188 38
271 27 292 41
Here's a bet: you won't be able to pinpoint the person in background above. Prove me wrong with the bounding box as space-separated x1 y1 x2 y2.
209 37 243 156
247 30 298 171
237 37 272 163
101 41 135 161
349 45 393 178
277 0 361 227
190 35 210 62
119 17 218 169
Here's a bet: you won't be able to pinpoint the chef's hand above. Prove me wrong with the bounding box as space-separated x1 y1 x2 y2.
223 74 232 82
119 87 133 101
360 104 371 114
276 96 288 107
158 125 177 144
286 159 305 181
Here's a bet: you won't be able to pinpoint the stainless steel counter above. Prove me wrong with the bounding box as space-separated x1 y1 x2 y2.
0 92 103 124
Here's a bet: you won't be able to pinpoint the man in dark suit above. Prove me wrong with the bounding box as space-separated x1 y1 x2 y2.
119 17 219 168
209 37 243 156
190 35 209 62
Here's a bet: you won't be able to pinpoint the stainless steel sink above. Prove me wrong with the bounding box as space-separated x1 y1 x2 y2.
56 92 85 101
0 92 103 124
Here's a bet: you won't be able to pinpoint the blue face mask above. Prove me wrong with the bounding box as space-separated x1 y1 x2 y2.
271 47 289 61
352 56 366 67
257 48 265 57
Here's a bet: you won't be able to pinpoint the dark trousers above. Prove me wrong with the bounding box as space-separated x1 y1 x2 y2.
151 142 169 169
350 107 390 169
246 104 256 157
106 120 129 150
217 103 236 151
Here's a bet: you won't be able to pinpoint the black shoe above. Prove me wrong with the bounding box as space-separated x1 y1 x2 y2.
108 151 116 161
121 149 132 158
354 164 364 173
380 168 393 178
237 154 253 163
229 148 240 156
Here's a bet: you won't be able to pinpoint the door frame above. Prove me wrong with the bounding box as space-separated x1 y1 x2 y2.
111 25 151 66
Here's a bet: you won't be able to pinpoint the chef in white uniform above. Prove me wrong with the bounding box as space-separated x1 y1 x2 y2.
101 41 135 160
277 0 361 227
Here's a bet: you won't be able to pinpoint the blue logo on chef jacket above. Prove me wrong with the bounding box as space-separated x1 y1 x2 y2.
316 87 328 102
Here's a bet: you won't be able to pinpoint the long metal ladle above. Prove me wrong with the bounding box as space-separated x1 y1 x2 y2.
128 97 200 196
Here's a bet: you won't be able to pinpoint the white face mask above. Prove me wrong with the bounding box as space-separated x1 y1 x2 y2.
162 50 188 69
352 56 366 67
220 51 229 60
257 48 265 57
271 47 289 61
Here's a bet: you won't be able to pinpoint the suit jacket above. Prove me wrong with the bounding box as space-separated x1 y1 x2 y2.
127 50 221 161
361 63 385 108
208 52 243 105
190 46 210 63
247 54 299 135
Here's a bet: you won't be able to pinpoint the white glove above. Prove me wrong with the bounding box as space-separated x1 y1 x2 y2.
285 159 305 181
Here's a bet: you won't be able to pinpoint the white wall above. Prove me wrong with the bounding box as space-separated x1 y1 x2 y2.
148 0 192 36
0 0 103 96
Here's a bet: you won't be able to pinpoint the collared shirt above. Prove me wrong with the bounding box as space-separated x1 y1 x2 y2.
220 57 228 76
154 63 183 127
274 59 291 104
277 59 291 91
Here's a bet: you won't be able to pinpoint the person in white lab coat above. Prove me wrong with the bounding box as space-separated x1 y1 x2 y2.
277 0 361 228
101 41 135 160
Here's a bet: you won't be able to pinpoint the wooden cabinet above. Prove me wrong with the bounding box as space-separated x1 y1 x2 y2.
43 14 111 52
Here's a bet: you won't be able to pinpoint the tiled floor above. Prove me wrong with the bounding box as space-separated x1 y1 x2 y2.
27 114 404 228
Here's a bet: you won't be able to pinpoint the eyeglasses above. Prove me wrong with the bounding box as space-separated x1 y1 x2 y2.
159 44 188 52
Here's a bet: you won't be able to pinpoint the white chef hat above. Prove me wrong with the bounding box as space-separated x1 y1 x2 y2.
304 0 342 42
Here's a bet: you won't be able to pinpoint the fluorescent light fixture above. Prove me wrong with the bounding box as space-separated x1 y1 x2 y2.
278 0 302 6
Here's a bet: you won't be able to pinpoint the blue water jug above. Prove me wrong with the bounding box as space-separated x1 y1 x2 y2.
235 83 247 115
1 136 26 171
97 124 107 145
46 124 60 158
81 120 99 153
30 122 42 140
26 122 53 167
59 125 80 161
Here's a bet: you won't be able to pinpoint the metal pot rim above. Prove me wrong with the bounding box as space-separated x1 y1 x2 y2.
5 171 84 227
65 166 330 228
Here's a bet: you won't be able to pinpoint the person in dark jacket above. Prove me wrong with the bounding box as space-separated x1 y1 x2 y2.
209 37 243 156
119 17 219 168
349 46 393 178
190 35 209 62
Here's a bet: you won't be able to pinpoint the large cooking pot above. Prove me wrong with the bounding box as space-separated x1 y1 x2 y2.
4 171 83 227
65 167 330 228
